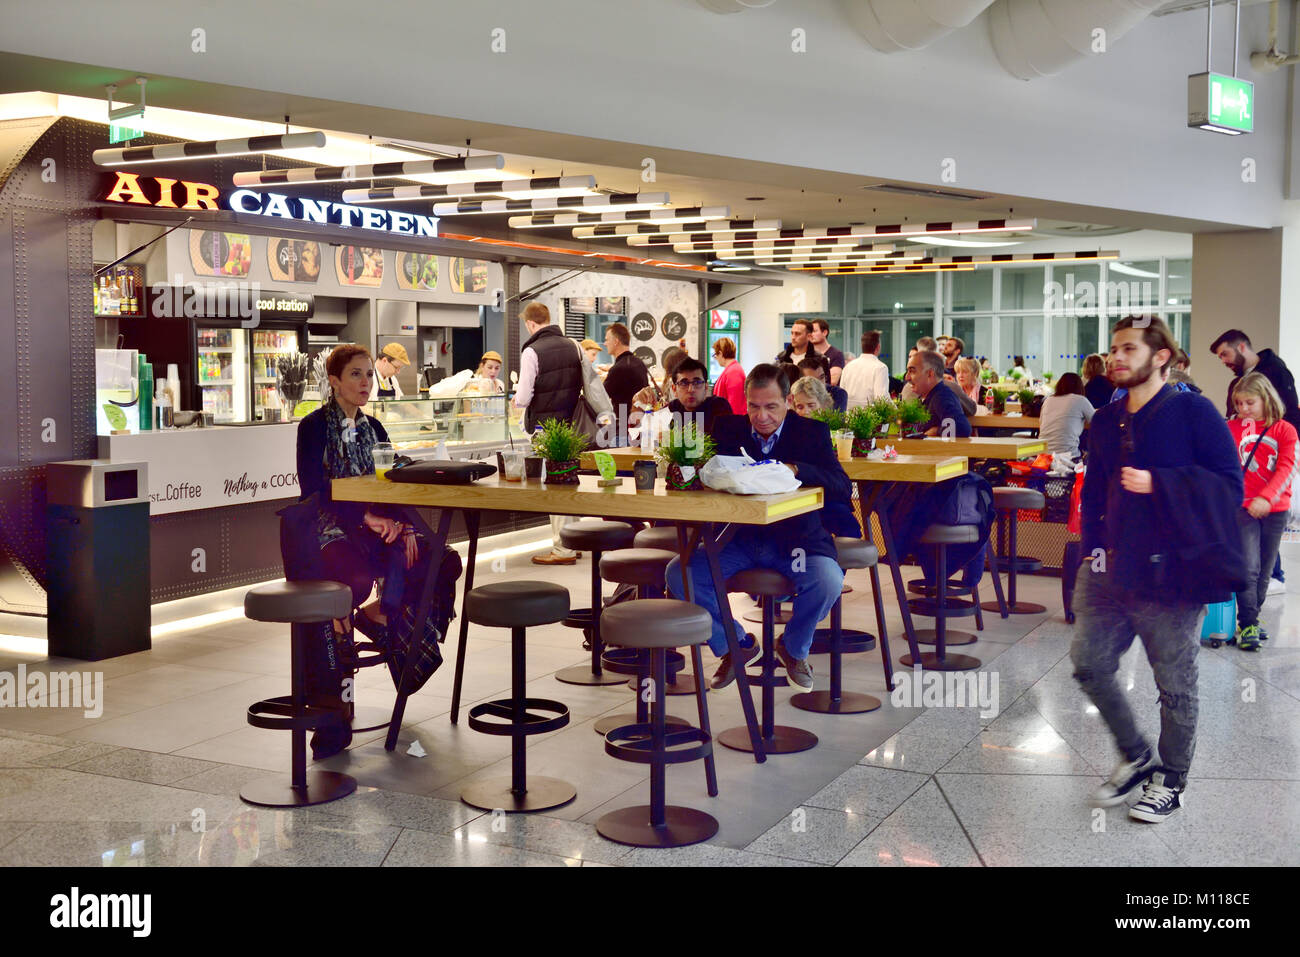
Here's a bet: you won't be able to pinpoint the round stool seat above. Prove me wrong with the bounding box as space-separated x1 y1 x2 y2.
833 537 878 570
244 581 352 624
560 519 637 553
920 524 980 546
726 568 795 597
634 526 679 551
599 548 676 587
602 599 711 649
993 487 1044 510
466 581 569 628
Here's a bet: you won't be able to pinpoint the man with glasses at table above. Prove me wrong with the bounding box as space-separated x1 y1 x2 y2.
643 356 733 437
665 364 849 691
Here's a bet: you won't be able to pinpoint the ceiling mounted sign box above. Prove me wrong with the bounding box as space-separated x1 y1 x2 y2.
1188 72 1253 135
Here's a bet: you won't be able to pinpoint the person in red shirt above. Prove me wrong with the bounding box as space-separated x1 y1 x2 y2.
712 336 746 415
1228 372 1298 650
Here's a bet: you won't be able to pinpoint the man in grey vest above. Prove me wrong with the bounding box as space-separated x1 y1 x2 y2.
514 301 586 565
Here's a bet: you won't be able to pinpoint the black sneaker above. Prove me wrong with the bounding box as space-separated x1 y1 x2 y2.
1088 749 1157 807
1128 771 1186 823
709 637 760 690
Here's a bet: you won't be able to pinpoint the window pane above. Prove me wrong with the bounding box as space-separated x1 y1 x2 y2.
857 319 897 373
1166 259 1191 308
949 317 992 365
860 274 935 315
1106 260 1160 311
949 271 993 313
998 315 1044 376
1000 266 1046 311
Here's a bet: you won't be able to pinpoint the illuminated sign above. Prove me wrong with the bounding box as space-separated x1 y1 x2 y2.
102 172 439 237
1188 72 1253 135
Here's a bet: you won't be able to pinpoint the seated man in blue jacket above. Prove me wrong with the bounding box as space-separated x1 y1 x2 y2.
666 363 851 690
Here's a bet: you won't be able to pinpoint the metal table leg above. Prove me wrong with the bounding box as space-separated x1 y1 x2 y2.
449 510 481 724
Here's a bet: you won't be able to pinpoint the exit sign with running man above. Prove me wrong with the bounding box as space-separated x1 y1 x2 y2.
1188 72 1254 135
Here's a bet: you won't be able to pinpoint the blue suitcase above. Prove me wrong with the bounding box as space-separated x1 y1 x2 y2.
1200 596 1237 648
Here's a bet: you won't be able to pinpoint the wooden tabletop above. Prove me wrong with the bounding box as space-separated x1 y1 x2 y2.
887 435 1047 459
970 413 1040 429
579 447 656 471
332 473 824 525
839 453 968 484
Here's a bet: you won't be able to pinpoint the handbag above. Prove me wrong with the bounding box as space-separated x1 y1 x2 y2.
383 544 463 695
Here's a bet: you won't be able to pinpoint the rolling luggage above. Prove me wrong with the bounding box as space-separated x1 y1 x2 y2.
1200 595 1237 648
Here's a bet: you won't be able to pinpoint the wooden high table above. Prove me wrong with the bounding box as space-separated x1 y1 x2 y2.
332 472 826 763
970 413 1040 435
887 435 1046 459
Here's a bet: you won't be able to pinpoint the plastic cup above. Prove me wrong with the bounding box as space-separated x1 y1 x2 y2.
373 442 395 478
501 450 525 481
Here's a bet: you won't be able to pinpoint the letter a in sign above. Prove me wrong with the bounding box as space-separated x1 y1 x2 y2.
105 172 151 205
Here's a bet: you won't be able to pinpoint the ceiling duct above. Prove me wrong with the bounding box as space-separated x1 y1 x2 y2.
988 0 1167 80
838 0 997 52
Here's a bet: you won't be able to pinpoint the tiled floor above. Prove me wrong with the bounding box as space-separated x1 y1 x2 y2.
1 535 1297 867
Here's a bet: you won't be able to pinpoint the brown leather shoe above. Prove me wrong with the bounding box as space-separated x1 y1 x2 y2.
532 551 577 565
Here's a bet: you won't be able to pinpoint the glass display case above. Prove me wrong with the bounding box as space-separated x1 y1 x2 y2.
369 391 526 453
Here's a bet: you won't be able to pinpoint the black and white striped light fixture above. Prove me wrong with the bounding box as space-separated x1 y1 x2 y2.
435 192 670 217
572 219 781 239
94 131 327 167
802 250 1117 274
798 263 978 274
341 175 595 204
632 218 1037 251
755 250 925 266
508 206 731 228
230 153 504 188
663 239 910 258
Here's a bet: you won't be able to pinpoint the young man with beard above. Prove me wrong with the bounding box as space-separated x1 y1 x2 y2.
807 319 846 387
775 319 813 366
1073 316 1243 822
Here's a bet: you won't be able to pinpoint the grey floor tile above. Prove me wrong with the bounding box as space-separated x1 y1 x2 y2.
68 749 225 786
0 737 72 767
940 727 1094 776
966 825 1183 867
804 765 929 819
382 828 581 867
744 805 881 865
452 813 633 865
837 825 982 867
27 742 123 768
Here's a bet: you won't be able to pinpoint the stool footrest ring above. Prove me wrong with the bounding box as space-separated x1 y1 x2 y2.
467 698 570 736
563 608 597 629
604 723 711 765
808 627 877 655
246 696 339 732
599 647 686 678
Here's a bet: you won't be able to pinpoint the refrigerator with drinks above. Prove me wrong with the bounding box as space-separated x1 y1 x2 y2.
194 321 305 423
707 308 742 383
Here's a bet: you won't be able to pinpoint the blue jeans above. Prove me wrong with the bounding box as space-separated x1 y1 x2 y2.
666 536 844 660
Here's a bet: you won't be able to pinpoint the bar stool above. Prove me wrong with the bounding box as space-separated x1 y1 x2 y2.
793 537 891 715
900 524 983 672
597 599 718 848
594 548 694 735
556 520 637 686
981 487 1048 615
631 526 700 695
462 581 575 813
717 568 818 754
240 581 357 808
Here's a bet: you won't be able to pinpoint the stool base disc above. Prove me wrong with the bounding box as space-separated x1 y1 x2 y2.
913 629 978 647
555 664 628 686
596 805 719 848
240 771 356 809
743 608 793 625
790 690 882 715
980 600 1047 615
899 652 982 672
717 725 818 754
460 776 577 813
593 713 692 735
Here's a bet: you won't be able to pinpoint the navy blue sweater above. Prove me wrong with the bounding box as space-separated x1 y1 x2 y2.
1082 386 1243 593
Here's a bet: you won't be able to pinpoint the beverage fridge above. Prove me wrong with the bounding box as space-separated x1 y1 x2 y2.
193 321 306 423
707 308 742 383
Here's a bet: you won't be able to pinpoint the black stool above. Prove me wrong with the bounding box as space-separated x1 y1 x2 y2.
594 548 695 735
794 537 891 715
900 524 982 672
630 527 703 694
597 599 718 848
556 520 637 686
718 568 818 754
462 581 575 813
981 487 1048 615
240 581 357 808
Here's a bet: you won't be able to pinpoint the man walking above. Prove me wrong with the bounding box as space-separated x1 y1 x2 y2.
1074 316 1243 821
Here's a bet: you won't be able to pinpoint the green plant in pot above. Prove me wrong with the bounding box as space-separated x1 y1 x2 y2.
1019 388 1043 417
989 387 1008 414
980 368 998 385
869 396 899 436
656 420 716 490
533 417 588 485
1043 371 1054 383
844 406 881 456
895 396 930 437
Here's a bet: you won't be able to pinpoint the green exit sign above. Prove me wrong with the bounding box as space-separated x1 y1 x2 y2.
109 123 143 144
1188 72 1253 135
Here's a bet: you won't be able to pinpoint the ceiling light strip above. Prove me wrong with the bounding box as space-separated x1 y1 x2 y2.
439 191 669 216
810 250 1117 273
95 131 328 167
341 175 595 204
633 217 1037 248
509 206 730 228
230 153 504 187
671 241 909 258
573 219 780 239
804 263 978 274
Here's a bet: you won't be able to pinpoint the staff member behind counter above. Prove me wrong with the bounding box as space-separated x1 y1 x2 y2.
374 343 410 398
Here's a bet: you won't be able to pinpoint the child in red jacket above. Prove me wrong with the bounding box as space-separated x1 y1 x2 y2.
1229 372 1298 650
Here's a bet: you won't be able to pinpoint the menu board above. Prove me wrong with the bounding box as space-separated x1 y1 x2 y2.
189 230 253 277
661 311 688 341
396 252 439 291
630 312 655 341
267 238 322 283
450 257 489 294
567 296 597 314
599 296 626 315
336 245 385 286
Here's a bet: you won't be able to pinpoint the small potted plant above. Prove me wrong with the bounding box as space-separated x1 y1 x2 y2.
895 396 930 437
980 368 998 385
844 406 881 457
1019 388 1043 417
656 420 716 490
1042 371 1055 383
533 417 588 485
869 396 899 436
989 387 1008 415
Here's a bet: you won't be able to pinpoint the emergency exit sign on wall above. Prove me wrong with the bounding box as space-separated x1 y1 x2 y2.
1188 72 1253 135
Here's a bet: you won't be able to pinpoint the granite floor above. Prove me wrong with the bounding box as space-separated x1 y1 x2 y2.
0 531 1297 867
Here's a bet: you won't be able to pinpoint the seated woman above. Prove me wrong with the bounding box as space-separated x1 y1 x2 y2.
1081 353 1114 409
296 344 438 759
1038 372 1095 458
954 357 983 410
797 354 848 412
789 375 861 539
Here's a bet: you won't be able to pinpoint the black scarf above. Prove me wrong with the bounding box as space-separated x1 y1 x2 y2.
323 397 377 480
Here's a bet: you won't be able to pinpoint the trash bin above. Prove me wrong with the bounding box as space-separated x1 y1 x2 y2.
46 460 151 660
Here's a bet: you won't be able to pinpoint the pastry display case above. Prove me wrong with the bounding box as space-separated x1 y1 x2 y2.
369 391 526 454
